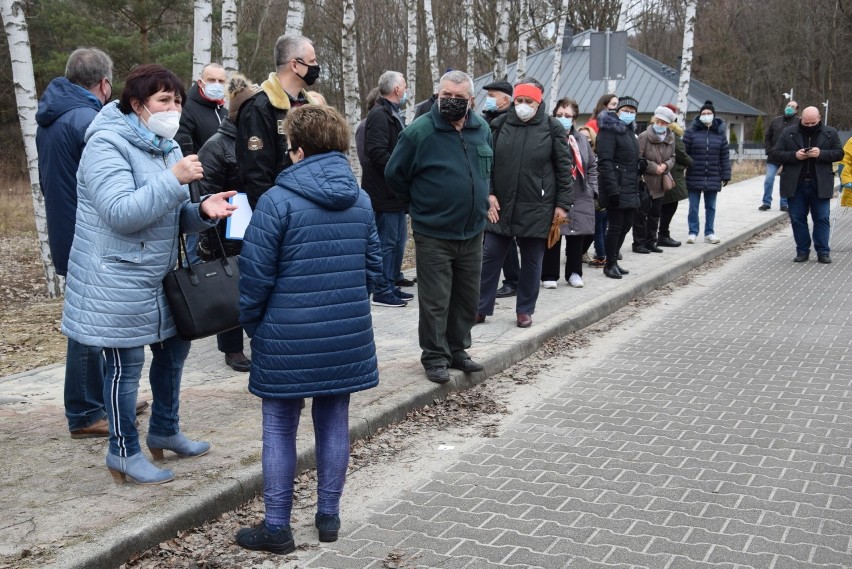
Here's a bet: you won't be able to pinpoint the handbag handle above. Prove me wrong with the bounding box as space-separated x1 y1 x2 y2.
176 190 235 279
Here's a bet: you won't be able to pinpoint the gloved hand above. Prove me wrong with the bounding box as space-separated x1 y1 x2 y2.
608 194 620 208
721 179 730 187
637 158 649 175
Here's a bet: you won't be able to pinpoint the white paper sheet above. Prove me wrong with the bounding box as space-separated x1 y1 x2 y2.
225 193 253 240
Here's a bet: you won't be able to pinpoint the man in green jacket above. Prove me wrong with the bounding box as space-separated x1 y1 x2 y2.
385 70 491 384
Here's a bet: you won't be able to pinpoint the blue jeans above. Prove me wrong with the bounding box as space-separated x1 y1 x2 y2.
479 233 546 316
593 209 608 259
262 394 351 526
103 335 191 457
788 179 830 255
65 338 106 431
687 191 718 236
374 211 407 294
762 162 788 208
183 233 201 267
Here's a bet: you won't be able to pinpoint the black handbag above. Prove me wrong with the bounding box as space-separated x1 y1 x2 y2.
163 227 241 341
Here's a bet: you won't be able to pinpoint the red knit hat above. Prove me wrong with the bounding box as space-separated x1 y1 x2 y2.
513 83 543 103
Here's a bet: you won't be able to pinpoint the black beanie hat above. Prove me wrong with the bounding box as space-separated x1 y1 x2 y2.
700 100 715 113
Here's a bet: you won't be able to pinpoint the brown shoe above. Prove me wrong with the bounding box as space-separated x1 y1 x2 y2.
516 313 532 328
70 418 109 439
136 400 149 415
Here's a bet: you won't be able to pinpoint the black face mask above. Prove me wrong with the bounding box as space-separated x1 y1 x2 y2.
800 121 821 135
438 97 469 122
296 60 321 86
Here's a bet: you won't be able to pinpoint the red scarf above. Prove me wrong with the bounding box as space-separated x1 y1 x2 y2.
568 134 585 180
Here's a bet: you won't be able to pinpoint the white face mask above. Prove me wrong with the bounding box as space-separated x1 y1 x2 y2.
143 105 181 139
699 114 714 125
515 103 536 122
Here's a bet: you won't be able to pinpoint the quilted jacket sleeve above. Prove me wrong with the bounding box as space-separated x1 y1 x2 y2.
239 193 286 337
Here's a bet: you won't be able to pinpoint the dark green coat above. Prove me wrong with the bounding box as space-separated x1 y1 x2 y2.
488 105 574 238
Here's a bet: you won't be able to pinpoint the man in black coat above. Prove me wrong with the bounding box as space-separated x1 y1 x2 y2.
236 34 319 209
363 71 412 308
176 63 228 156
771 106 843 264
761 100 798 212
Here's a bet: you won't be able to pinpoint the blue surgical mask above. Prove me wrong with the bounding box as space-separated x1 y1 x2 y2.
557 116 573 130
484 96 498 111
619 111 635 125
202 81 225 101
652 124 668 135
399 91 409 106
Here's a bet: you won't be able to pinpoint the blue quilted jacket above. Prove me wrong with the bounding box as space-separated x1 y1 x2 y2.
239 151 382 399
61 101 216 348
683 116 731 193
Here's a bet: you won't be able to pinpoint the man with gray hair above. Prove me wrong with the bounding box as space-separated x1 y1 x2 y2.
385 70 491 384
237 34 321 208
36 48 146 437
363 71 412 308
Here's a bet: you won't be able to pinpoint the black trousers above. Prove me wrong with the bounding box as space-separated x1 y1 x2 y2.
659 201 678 239
633 197 662 245
541 234 594 281
605 208 633 264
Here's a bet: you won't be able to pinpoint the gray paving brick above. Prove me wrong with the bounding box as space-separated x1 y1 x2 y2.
303 550 374 568
396 533 463 555
446 540 517 563
443 522 504 544
502 547 574 568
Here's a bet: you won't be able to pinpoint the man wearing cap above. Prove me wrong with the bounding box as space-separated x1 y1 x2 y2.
761 101 798 212
481 79 519 298
596 95 645 279
385 70 491 384
771 106 842 264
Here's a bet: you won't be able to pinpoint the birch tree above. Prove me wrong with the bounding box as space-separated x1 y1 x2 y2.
0 0 61 297
493 0 511 80
549 0 570 112
286 0 305 36
405 0 418 124
516 0 530 79
221 0 239 74
342 0 362 177
423 0 440 92
192 0 213 79
465 0 475 75
675 0 697 125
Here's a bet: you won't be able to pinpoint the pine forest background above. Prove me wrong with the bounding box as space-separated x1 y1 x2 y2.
2 0 852 177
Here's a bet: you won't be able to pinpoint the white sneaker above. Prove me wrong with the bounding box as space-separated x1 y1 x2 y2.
686 234 697 244
542 280 558 289
568 273 584 288
704 234 720 244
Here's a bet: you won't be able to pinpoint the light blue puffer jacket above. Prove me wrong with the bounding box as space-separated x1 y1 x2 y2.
61 101 216 348
239 151 382 399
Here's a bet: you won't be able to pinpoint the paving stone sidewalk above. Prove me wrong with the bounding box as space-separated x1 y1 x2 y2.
298 196 852 568
0 177 812 568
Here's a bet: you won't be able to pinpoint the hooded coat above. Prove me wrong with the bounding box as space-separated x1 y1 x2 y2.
35 77 104 276
683 116 731 192
239 152 382 399
596 110 642 210
638 125 676 200
488 104 574 238
61 101 217 348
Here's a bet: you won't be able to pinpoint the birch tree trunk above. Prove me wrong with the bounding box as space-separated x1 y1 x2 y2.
192 0 213 79
286 0 305 36
221 0 239 74
342 0 362 178
516 0 529 79
0 0 61 297
493 0 511 80
465 0 475 75
423 0 440 92
676 0 697 125
549 0 570 112
405 0 418 124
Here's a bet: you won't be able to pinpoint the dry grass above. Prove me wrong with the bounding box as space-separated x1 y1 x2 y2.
731 159 765 183
0 175 36 235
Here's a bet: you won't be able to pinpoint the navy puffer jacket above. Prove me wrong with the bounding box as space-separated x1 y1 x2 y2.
596 110 641 210
239 151 382 399
683 116 731 193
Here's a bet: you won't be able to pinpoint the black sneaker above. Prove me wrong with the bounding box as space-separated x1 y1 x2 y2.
758 204 771 211
632 244 651 254
395 287 414 301
395 277 417 287
657 236 681 247
372 291 406 307
235 523 295 554
495 284 516 298
450 357 484 373
315 512 341 542
780 205 789 212
425 365 450 384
